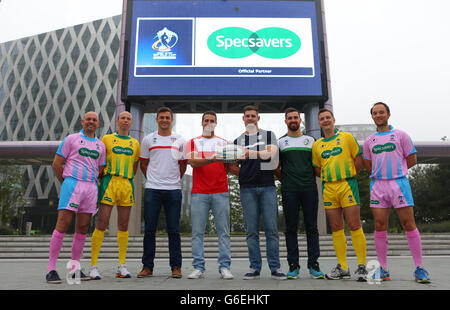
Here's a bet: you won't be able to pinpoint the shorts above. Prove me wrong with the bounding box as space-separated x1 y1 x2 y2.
370 177 414 209
58 177 98 214
322 178 360 209
98 174 135 207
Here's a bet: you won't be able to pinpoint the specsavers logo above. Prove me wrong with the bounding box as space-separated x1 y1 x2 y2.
78 148 100 159
321 147 343 159
372 143 396 154
207 27 301 59
112 146 134 156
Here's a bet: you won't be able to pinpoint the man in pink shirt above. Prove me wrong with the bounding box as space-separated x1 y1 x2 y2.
363 102 430 283
46 111 106 284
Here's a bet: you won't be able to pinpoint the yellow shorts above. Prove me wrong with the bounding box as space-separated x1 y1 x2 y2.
322 178 360 209
98 175 135 207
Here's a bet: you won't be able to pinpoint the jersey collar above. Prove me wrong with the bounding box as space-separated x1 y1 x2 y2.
80 129 97 142
375 125 394 136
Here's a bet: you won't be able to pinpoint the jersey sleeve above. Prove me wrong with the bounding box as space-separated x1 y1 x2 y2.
185 138 197 159
98 141 107 166
56 136 70 158
173 136 187 161
401 131 417 158
311 141 321 168
134 139 141 163
349 133 362 158
140 136 150 160
363 138 372 161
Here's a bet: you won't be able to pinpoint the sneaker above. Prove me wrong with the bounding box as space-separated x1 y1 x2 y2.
271 269 287 280
188 269 204 279
172 266 182 278
89 265 102 280
72 269 90 281
379 266 391 281
220 268 234 280
354 264 368 282
325 264 351 280
414 266 431 284
309 262 325 279
46 270 62 284
116 264 131 278
137 266 153 278
243 269 260 280
287 264 300 279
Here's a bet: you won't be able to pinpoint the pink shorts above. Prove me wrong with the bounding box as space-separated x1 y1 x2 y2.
369 177 414 209
58 177 98 214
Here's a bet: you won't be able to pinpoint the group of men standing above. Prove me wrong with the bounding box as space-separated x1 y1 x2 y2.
45 102 431 285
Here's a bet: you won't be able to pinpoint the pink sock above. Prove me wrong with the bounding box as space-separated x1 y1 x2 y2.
374 230 388 269
71 233 87 262
48 230 65 272
406 228 423 268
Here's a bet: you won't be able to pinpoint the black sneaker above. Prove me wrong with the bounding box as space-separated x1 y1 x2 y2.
271 269 288 280
354 264 368 282
243 269 260 280
71 269 91 281
46 270 62 284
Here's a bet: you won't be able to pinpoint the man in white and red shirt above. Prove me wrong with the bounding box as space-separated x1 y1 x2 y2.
138 107 187 279
186 111 233 280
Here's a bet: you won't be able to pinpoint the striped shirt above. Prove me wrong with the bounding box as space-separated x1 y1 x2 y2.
312 131 361 182
102 133 140 179
56 131 106 182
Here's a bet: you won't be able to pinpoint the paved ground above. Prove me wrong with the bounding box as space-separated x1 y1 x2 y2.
1 255 448 291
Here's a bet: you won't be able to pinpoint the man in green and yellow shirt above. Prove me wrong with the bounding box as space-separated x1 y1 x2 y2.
312 108 367 281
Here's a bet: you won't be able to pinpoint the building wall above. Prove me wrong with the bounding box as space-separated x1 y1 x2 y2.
0 16 123 232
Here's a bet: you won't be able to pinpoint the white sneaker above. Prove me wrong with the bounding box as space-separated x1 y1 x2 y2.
220 268 234 280
116 264 131 278
89 265 102 280
188 269 204 279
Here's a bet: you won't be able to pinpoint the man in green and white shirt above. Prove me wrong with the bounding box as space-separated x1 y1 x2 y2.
275 107 324 279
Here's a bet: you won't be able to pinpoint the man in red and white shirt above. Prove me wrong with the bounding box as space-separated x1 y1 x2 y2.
137 107 187 279
186 111 233 280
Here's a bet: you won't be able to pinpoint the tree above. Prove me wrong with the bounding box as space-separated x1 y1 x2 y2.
409 163 450 224
0 165 26 228
227 174 245 233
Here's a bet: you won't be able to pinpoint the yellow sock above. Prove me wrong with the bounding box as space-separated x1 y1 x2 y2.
117 230 128 265
90 228 105 266
350 227 367 266
332 229 348 270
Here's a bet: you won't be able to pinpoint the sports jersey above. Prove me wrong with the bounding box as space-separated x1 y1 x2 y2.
56 131 106 182
140 131 186 190
312 131 361 183
363 126 417 180
186 135 229 194
233 129 277 188
102 133 140 179
278 134 316 191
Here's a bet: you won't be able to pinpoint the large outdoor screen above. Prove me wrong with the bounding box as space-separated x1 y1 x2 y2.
123 0 327 99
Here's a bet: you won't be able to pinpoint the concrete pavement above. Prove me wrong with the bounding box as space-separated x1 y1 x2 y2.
1 256 448 290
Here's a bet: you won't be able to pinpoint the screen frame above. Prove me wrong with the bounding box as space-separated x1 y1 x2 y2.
121 0 329 109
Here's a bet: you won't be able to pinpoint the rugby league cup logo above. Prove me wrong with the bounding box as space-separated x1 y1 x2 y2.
152 27 178 59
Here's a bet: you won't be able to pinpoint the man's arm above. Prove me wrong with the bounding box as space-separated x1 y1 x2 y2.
133 160 139 176
140 158 149 178
354 154 363 174
52 154 66 184
313 167 321 178
406 153 417 169
274 161 282 181
179 160 187 179
363 159 372 174
246 145 278 160
227 162 240 176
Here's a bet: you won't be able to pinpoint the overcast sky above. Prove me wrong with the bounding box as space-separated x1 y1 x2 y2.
0 0 449 142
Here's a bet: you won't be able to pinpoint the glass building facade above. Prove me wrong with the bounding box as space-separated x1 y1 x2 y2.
0 16 123 232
